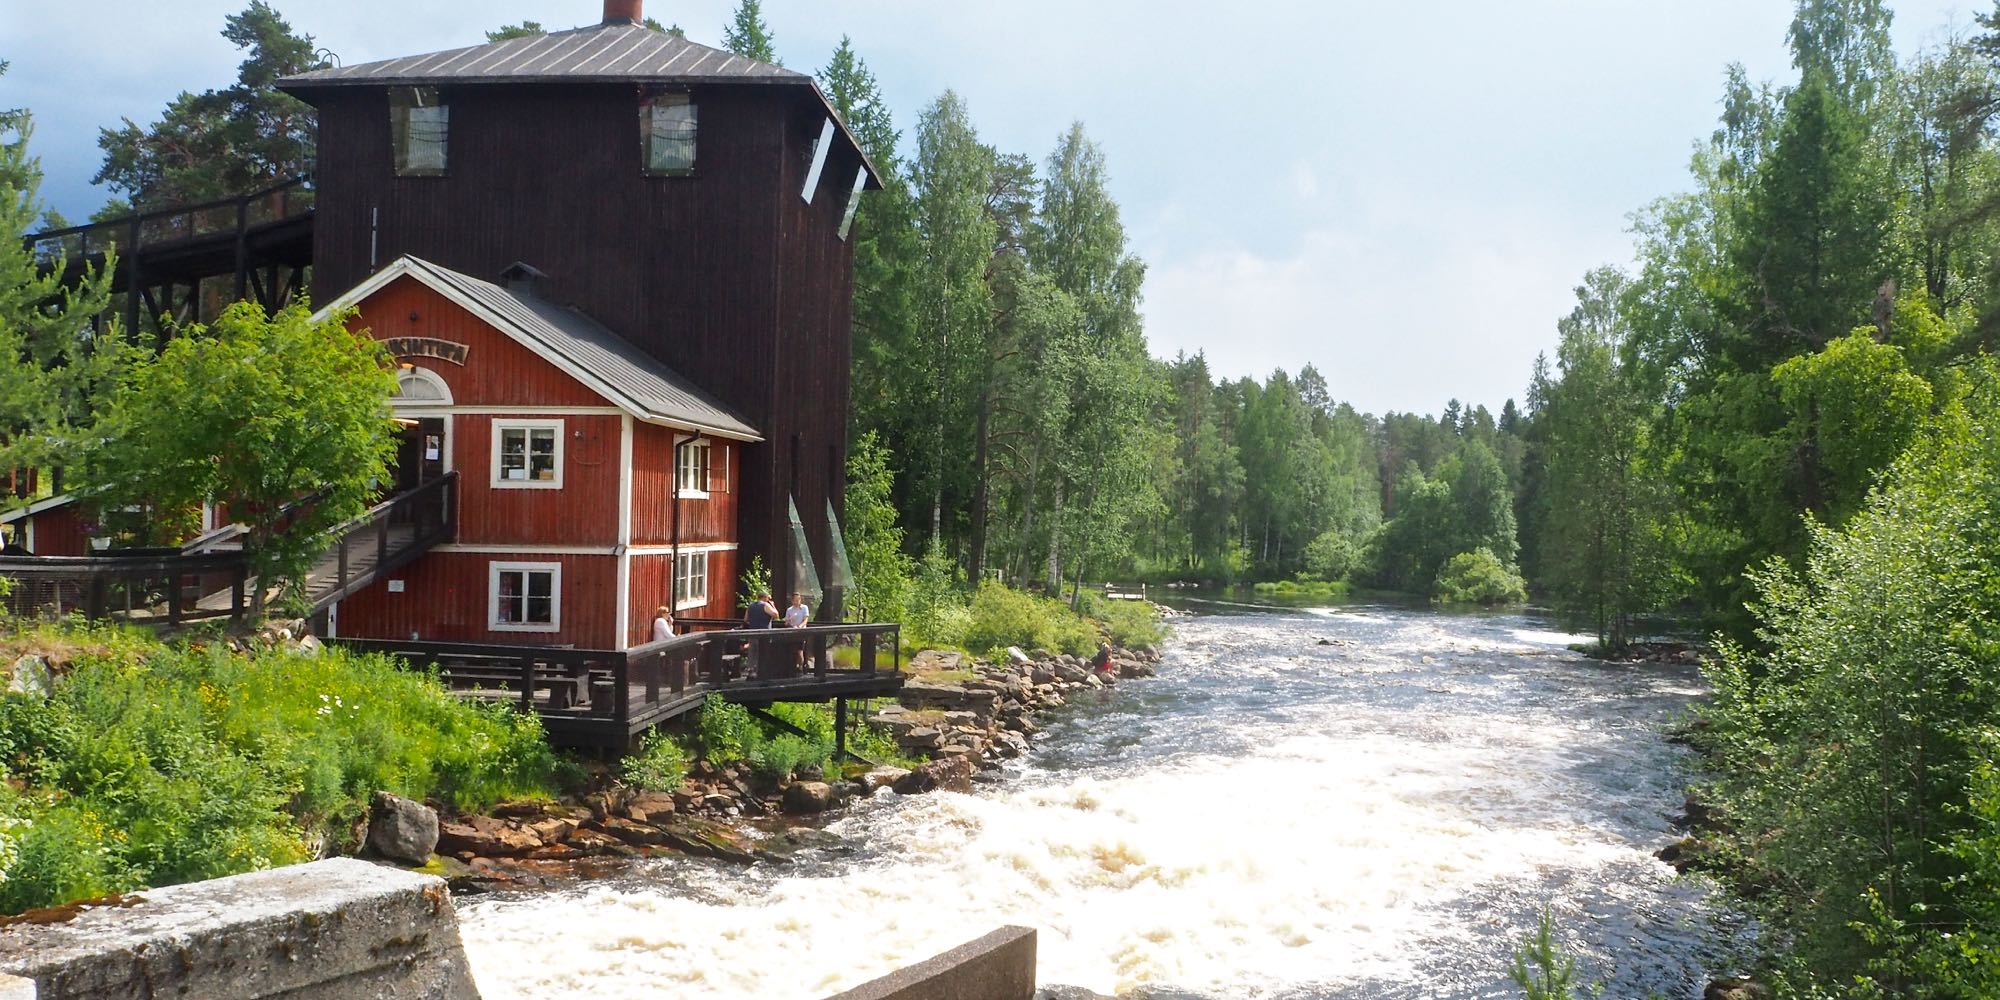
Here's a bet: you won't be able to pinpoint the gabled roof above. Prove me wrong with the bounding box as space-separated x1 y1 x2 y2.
278 21 881 188
317 256 762 442
0 494 77 525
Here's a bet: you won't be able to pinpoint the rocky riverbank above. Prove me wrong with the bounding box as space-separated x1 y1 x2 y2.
376 642 1165 893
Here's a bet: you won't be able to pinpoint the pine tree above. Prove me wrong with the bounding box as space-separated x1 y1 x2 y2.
721 0 778 64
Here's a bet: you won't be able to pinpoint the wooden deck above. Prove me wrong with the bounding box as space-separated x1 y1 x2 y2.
330 622 903 751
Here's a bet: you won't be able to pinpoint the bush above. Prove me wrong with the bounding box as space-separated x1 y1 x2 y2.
963 583 1097 656
906 543 970 648
1252 578 1350 599
0 623 562 914
747 732 832 781
693 694 759 765
1302 529 1361 582
620 730 690 792
1079 594 1166 648
1433 548 1528 605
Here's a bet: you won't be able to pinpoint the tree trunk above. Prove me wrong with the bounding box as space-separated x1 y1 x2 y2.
968 387 992 586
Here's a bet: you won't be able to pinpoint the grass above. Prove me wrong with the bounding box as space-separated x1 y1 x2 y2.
0 620 563 914
1252 578 1351 599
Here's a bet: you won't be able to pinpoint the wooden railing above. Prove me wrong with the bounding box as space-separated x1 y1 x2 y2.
0 550 248 625
22 176 315 265
333 621 904 748
306 473 457 611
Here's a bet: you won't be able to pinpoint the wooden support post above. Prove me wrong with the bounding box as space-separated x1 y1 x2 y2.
644 652 660 705
231 565 247 624
518 657 535 712
835 697 847 767
86 575 106 622
123 218 141 340
167 571 183 626
860 631 877 676
813 634 829 680
233 200 249 302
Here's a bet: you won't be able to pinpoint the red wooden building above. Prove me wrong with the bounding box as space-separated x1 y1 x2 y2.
270 1 880 648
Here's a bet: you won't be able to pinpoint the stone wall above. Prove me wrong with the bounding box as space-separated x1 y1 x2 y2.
0 858 480 1000
825 926 1038 1000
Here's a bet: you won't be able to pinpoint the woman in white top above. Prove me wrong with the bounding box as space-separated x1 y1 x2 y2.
650 606 675 642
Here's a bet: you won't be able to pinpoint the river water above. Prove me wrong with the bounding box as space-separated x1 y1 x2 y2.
456 600 1744 999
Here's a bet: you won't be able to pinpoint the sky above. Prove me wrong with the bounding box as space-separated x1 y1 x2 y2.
0 0 1983 415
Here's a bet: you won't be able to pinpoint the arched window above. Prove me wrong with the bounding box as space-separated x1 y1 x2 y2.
391 366 453 408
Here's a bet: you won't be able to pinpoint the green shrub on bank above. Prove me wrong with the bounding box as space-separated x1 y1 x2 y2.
0 623 561 914
692 694 759 764
1433 548 1528 606
1252 578 1351 599
621 730 690 792
963 583 1097 656
1077 593 1166 648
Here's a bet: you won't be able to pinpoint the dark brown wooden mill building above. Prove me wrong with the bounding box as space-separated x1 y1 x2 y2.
271 0 881 642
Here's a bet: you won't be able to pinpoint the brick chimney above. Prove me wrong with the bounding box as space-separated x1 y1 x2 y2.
603 0 643 24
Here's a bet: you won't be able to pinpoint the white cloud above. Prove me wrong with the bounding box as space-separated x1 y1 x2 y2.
1138 187 1627 416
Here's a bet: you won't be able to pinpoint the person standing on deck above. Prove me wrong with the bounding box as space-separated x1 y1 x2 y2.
745 592 779 629
650 606 675 643
784 593 811 629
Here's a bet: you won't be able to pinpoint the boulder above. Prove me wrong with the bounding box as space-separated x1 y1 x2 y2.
861 767 912 792
1083 673 1104 689
437 815 541 858
893 755 976 795
898 726 944 750
1006 646 1033 666
1705 978 1772 1000
296 633 324 657
595 816 671 847
782 781 836 814
624 791 677 824
1031 665 1057 685
526 816 579 843
6 655 52 699
366 791 439 865
655 816 759 864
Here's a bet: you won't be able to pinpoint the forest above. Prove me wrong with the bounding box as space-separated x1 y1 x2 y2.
8 0 2000 994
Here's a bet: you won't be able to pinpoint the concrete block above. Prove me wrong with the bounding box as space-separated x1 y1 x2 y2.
0 974 33 1000
0 858 479 1000
826 926 1037 1000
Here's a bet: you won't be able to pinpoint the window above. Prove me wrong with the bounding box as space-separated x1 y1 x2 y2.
493 420 562 488
674 550 708 610
391 87 449 177
675 439 710 497
837 165 867 242
642 92 697 175
490 562 560 632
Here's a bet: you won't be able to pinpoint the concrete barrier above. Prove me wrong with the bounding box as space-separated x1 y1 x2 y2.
826 925 1038 1000
0 858 480 1000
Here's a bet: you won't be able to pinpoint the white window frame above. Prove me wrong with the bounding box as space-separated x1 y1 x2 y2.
674 550 709 611
837 165 867 242
489 561 562 633
492 419 564 489
674 437 711 500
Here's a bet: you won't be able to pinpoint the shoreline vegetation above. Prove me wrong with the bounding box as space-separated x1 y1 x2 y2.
0 580 1169 914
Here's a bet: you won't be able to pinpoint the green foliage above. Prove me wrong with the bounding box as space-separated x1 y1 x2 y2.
962 582 1096 656
844 432 914 623
721 0 778 64
94 2 324 212
737 555 773 612
0 61 128 488
1302 529 1361 582
0 623 559 914
80 301 398 606
484 21 545 42
620 730 690 793
1252 578 1350 599
905 542 970 649
1077 593 1166 648
1433 548 1529 606
1697 363 2000 991
692 694 758 765
1509 907 1585 1000
746 733 831 782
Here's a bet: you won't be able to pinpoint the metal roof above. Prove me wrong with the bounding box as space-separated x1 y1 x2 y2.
278 21 881 188
280 21 804 89
390 257 762 441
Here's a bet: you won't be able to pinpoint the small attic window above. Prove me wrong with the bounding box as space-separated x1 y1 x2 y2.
642 91 697 176
391 87 449 177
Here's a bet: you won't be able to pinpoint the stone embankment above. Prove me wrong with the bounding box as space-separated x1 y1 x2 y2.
407 642 1164 888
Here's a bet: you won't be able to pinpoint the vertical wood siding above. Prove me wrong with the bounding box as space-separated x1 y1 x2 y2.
24 507 90 556
351 276 606 408
335 551 617 647
625 548 738 646
453 414 621 546
310 81 854 591
629 421 738 545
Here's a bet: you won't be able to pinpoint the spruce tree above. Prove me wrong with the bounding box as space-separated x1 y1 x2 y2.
721 0 778 64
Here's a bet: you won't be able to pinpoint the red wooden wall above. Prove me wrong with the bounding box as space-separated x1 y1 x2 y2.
337 552 618 647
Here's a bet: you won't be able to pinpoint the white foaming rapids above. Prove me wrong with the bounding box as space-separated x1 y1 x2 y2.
460 715 1661 999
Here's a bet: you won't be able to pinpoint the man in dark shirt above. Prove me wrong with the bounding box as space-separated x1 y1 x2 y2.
744 592 778 629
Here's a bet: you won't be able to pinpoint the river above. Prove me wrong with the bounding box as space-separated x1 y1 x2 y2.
455 600 1744 999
